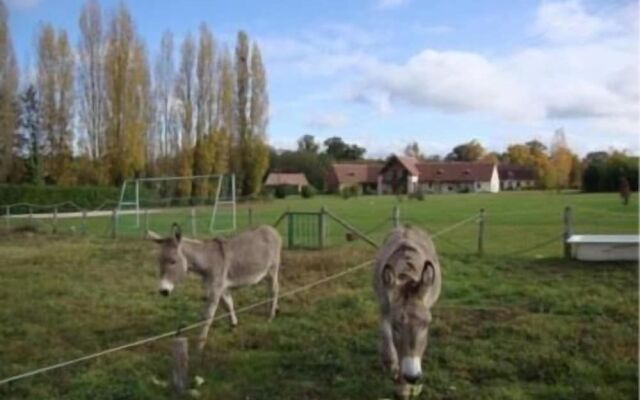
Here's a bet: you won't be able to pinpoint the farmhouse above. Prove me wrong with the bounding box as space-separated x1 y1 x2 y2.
378 155 499 194
264 172 309 193
498 164 536 190
327 155 502 194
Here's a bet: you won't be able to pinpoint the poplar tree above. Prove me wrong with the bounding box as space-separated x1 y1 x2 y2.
175 33 196 195
234 31 250 194
247 42 269 195
104 4 150 185
153 30 175 160
213 46 235 174
37 25 75 184
193 23 216 197
78 0 106 161
17 85 44 184
549 128 573 190
0 0 18 182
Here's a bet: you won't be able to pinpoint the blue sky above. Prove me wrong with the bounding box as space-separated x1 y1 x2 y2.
6 0 639 157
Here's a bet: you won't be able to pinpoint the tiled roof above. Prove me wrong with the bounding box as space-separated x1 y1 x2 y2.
330 163 382 184
416 162 495 182
264 173 309 186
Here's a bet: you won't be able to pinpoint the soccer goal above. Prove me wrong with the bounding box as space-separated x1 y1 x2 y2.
117 174 237 233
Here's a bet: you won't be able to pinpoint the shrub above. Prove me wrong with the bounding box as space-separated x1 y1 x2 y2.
274 186 287 199
340 185 360 199
409 188 425 201
259 186 274 201
0 184 120 213
301 185 316 198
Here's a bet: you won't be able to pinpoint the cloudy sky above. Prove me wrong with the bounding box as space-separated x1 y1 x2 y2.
7 0 639 157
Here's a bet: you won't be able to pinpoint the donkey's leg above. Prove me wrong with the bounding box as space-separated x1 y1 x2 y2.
198 289 222 352
380 319 399 380
267 263 280 321
221 290 238 327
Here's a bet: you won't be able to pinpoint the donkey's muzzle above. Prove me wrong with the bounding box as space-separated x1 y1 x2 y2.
403 373 421 384
401 357 422 384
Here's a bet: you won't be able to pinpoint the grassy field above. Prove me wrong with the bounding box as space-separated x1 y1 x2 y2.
0 192 637 399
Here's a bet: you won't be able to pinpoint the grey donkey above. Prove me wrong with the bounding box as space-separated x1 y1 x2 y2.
374 225 442 397
148 224 282 350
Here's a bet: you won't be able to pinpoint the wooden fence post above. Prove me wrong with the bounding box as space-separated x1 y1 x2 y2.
28 207 33 227
81 209 87 235
111 209 118 239
52 206 58 234
170 337 189 395
190 207 197 237
5 205 9 232
477 208 485 256
563 206 572 259
393 205 400 227
248 207 253 227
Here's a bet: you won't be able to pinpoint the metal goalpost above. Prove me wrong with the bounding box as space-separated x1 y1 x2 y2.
117 174 236 233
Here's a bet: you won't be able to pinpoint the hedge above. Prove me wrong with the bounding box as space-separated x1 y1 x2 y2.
0 184 121 213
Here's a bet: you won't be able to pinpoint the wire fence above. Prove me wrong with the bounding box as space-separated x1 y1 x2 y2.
0 198 636 389
0 213 484 387
2 198 636 258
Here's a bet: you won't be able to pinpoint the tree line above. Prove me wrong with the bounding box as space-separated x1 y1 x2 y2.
0 0 269 196
402 129 637 192
271 131 636 193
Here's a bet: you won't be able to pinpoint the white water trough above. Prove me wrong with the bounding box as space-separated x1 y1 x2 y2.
567 235 639 262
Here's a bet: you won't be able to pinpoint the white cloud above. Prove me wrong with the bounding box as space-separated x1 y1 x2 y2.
259 24 380 76
261 1 637 151
360 49 542 120
375 0 410 10
532 0 616 43
306 112 349 130
6 0 40 9
349 1 639 135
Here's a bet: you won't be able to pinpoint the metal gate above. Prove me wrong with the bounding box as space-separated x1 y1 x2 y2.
273 207 377 250
285 211 326 249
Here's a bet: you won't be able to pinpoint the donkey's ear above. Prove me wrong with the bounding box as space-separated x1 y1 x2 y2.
171 223 182 243
147 230 164 244
382 264 395 288
421 261 435 287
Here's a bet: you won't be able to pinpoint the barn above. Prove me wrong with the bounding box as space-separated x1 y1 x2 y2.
264 173 310 193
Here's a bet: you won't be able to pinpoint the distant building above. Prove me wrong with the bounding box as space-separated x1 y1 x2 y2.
325 163 382 193
327 155 501 194
378 155 499 194
498 165 536 190
264 172 309 193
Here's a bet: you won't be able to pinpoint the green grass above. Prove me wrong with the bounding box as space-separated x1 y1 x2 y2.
0 192 637 399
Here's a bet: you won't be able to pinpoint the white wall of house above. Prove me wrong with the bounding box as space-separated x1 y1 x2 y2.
408 175 418 194
489 166 500 193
